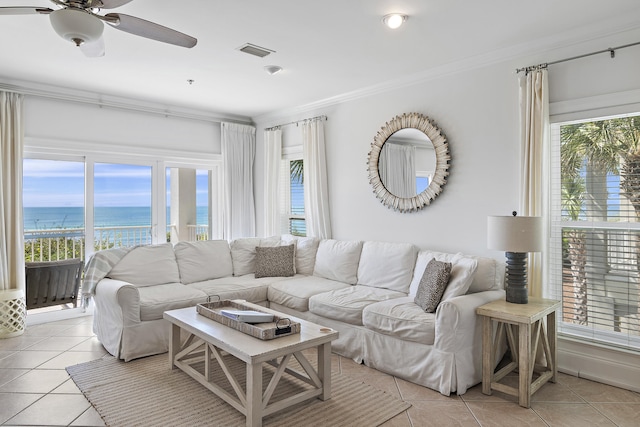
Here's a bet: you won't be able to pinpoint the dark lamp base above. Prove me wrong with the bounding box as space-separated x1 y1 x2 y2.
505 251 529 304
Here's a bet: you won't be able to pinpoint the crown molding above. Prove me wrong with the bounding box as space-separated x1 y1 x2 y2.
254 14 640 125
0 78 252 125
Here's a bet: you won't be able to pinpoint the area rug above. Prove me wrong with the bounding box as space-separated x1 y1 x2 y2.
66 353 410 427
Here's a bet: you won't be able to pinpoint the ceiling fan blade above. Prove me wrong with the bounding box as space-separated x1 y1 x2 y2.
0 7 53 15
104 13 197 48
79 36 105 57
94 0 134 9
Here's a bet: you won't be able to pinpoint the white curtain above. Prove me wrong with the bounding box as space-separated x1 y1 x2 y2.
264 129 282 236
0 91 26 337
302 119 332 239
379 143 416 198
221 122 256 240
519 68 549 298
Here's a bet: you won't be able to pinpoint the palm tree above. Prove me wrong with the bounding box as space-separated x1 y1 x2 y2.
560 117 640 325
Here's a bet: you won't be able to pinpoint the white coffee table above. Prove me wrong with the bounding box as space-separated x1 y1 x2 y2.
163 302 339 427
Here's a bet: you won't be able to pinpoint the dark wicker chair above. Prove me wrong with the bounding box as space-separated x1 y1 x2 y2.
25 259 84 310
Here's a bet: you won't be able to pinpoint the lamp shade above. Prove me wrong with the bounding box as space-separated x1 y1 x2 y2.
487 215 543 253
50 8 104 46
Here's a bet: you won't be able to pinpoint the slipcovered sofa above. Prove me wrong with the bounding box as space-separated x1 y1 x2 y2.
85 236 505 395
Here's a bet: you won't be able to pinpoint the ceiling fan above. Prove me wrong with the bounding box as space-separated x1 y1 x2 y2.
0 0 197 57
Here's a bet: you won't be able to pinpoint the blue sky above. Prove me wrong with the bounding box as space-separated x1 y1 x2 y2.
23 159 209 207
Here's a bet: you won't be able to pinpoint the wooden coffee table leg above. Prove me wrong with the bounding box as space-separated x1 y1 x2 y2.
168 323 180 370
246 362 263 427
318 342 332 401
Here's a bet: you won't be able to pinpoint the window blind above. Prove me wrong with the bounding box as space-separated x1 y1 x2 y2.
549 116 640 352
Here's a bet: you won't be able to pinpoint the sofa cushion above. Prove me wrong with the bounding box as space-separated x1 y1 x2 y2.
268 275 350 312
138 283 207 321
255 244 296 278
468 256 504 293
313 239 363 284
409 251 478 302
414 259 452 313
356 241 417 292
282 235 320 275
363 297 436 345
309 285 405 326
108 243 180 287
174 240 233 284
187 274 290 303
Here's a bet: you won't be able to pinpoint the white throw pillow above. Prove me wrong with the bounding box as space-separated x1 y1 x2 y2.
174 240 233 284
230 237 262 276
409 250 478 301
313 239 363 284
356 241 417 292
282 235 320 275
108 243 180 287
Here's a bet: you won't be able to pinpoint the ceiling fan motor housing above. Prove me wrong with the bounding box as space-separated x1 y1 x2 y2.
50 8 103 46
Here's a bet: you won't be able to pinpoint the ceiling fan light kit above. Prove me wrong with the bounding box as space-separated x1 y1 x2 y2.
50 8 103 46
0 0 197 55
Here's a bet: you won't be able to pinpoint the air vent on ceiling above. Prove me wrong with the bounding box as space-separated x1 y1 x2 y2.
237 43 275 58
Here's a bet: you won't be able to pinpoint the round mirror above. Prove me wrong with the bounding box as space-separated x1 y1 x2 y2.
368 112 450 212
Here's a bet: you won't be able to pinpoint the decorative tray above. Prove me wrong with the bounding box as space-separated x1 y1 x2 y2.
196 300 300 340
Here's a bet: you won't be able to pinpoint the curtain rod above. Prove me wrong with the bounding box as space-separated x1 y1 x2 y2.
515 40 640 74
264 115 327 131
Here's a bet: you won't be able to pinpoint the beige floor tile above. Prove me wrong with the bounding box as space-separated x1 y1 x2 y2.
460 382 518 403
36 351 105 370
0 335 47 351
0 350 15 360
23 323 74 337
24 336 89 352
56 323 95 337
566 379 640 403
590 402 640 427
531 380 586 403
68 337 108 354
396 377 461 401
0 369 70 393
0 369 30 388
0 393 43 425
51 378 82 394
380 410 412 427
531 402 616 426
0 350 61 369
466 402 547 426
340 357 384 376
6 393 91 426
408 400 480 426
70 406 106 427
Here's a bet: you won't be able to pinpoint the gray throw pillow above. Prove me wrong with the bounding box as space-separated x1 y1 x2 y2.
254 244 296 278
414 259 452 313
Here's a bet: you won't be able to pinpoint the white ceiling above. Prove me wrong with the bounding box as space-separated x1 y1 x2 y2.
1 0 639 119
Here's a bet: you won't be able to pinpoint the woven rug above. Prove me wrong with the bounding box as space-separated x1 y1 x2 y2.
66 353 411 427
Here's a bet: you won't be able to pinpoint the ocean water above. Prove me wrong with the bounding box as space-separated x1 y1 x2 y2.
24 207 209 231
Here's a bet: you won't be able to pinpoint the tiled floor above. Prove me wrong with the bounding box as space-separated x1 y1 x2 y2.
1 316 639 427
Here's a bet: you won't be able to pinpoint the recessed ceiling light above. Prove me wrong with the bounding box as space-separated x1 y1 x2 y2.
264 65 283 75
382 13 408 29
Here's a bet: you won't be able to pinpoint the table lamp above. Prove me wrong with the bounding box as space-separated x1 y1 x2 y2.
487 212 542 304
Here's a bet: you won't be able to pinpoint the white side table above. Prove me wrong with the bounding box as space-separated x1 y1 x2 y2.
477 297 561 408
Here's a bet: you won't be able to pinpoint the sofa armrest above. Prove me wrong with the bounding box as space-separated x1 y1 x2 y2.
434 289 505 353
94 278 141 326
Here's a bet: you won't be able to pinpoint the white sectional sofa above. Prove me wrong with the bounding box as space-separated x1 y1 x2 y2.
86 236 505 395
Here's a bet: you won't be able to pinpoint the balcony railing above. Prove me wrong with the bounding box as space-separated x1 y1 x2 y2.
24 224 209 262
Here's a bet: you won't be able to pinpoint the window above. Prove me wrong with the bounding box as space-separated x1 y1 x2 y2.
550 113 640 351
280 158 306 236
